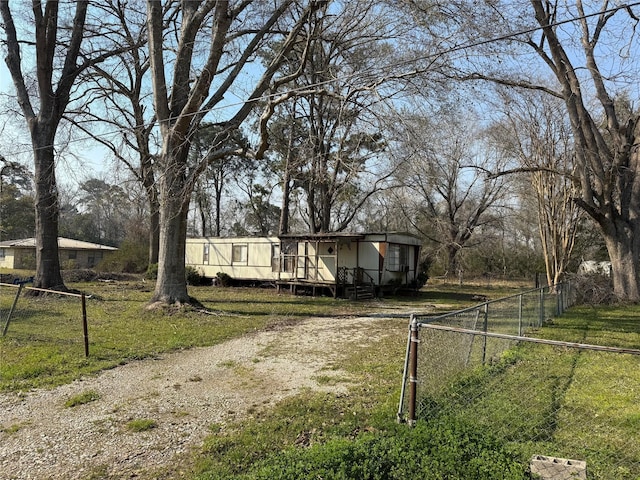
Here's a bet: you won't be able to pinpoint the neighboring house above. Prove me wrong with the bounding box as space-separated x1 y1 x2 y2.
186 232 423 298
0 237 117 270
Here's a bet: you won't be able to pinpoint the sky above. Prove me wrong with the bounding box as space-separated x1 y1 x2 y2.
0 58 111 186
0 62 10 91
2 1 640 190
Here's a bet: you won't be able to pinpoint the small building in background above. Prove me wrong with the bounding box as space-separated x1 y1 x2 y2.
186 232 423 298
0 237 117 270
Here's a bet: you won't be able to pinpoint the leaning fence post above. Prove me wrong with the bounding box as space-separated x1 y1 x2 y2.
81 293 89 357
397 318 413 424
2 283 23 336
408 317 419 426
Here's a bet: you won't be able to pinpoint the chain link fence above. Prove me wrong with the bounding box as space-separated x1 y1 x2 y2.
398 283 640 479
0 282 90 357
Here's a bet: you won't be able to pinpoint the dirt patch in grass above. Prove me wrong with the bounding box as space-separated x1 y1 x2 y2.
0 314 403 479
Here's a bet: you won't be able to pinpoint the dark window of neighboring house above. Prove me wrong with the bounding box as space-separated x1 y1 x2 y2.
387 244 408 271
203 244 210 264
68 250 77 260
0 248 5 259
232 244 248 263
87 252 104 267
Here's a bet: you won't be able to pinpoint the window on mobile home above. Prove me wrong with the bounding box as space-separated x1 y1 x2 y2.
232 244 248 263
203 244 210 264
387 244 408 271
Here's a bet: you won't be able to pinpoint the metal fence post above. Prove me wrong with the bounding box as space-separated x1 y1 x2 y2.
81 293 89 357
408 317 419 426
2 283 23 336
398 318 413 424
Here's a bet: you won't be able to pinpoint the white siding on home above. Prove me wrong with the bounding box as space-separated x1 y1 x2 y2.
185 233 422 288
303 241 335 283
186 237 283 280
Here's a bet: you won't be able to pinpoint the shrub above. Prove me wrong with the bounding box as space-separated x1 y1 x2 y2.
245 419 526 480
186 265 205 285
215 272 233 287
96 240 148 274
61 259 79 270
145 263 158 280
18 253 36 270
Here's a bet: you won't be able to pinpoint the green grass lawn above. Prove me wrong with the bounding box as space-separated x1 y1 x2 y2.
2 278 638 479
0 283 352 391
409 305 640 480
188 304 640 480
0 279 499 392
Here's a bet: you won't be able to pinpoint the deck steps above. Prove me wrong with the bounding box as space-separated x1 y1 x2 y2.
345 284 376 300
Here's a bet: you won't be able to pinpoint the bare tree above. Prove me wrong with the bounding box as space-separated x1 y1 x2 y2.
64 1 161 266
491 91 582 288
231 177 281 236
397 111 510 279
258 0 404 234
189 123 250 237
0 1 128 289
145 1 325 306
447 0 640 300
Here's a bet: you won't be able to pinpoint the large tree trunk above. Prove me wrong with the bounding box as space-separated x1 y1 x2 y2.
150 159 190 305
602 219 640 302
31 128 65 290
152 206 189 305
528 0 640 301
447 244 461 278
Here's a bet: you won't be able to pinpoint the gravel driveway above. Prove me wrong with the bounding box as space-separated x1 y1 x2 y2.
0 314 401 479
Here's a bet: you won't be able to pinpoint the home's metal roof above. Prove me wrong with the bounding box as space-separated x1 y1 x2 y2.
0 237 117 250
278 231 422 243
278 232 366 241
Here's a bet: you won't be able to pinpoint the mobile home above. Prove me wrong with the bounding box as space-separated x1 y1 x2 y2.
186 232 423 298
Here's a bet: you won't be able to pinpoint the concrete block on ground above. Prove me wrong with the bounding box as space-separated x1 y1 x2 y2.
530 455 587 479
